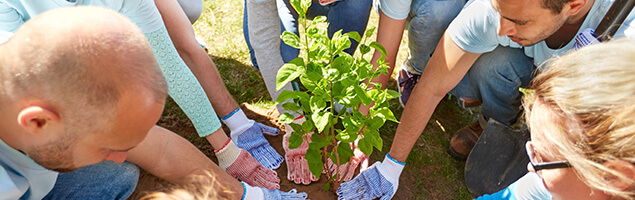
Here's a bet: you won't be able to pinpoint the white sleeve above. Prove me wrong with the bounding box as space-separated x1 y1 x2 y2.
120 0 164 33
446 0 503 53
377 0 411 20
0 2 24 32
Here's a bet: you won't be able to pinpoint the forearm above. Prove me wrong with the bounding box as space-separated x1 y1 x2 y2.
128 126 244 198
371 11 406 89
155 0 239 117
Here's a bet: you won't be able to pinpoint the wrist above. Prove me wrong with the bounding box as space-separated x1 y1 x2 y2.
241 182 264 200
214 139 242 170
222 108 254 138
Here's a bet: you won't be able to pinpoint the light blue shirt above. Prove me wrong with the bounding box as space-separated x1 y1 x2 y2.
0 0 163 34
0 138 58 200
447 0 635 67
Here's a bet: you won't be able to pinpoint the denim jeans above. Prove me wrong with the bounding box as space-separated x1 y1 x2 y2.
243 0 373 68
42 161 140 200
448 46 536 126
406 0 466 74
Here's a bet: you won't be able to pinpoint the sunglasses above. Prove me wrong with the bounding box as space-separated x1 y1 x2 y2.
525 141 572 171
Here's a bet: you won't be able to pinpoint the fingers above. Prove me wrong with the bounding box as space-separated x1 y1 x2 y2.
283 189 309 200
251 146 283 169
252 166 281 190
337 179 364 200
257 122 280 136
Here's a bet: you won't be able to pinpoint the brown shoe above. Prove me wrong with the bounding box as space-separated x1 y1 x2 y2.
448 121 484 160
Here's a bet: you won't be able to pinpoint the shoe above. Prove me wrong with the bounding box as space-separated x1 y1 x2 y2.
448 121 484 160
397 61 421 107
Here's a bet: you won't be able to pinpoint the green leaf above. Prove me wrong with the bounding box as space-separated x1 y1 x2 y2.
279 113 295 124
386 89 401 100
281 102 301 113
305 146 323 178
365 129 383 151
353 85 372 106
374 107 398 122
364 26 376 39
281 31 303 49
337 142 354 165
310 96 326 113
312 111 332 133
310 134 331 148
288 132 304 149
369 41 387 61
358 138 372 156
290 0 308 18
301 119 315 133
344 31 361 43
289 123 304 134
276 58 304 91
366 116 385 130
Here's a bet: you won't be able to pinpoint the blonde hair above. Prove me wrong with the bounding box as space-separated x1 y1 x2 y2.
140 171 234 200
523 39 635 199
0 7 167 133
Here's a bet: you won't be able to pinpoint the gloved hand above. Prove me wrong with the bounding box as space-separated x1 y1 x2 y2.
223 108 283 169
573 28 600 50
283 116 318 185
241 182 308 200
215 139 280 190
322 142 369 181
337 154 404 200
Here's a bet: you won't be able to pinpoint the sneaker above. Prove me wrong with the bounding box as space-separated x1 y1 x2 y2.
448 120 484 160
397 61 421 107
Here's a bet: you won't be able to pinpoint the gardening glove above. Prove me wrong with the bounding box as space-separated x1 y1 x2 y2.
573 28 600 50
241 182 308 200
283 116 319 185
322 141 369 181
215 138 280 190
223 107 284 169
337 154 404 200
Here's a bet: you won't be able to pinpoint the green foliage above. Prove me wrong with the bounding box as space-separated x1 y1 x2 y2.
275 0 399 189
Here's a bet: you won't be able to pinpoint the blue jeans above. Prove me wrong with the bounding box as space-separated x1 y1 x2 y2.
406 0 466 73
243 0 373 69
43 161 140 200
448 46 536 126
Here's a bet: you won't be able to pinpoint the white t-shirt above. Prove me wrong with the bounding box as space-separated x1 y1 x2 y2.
0 1 163 199
0 0 163 34
447 0 634 66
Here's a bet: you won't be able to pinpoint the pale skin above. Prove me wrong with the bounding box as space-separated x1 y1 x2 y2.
153 0 240 149
386 0 592 163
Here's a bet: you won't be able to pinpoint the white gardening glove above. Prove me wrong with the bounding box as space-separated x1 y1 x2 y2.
336 154 404 200
573 28 600 50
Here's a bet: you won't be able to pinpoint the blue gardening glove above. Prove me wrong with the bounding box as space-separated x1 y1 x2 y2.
337 154 404 200
573 28 600 50
223 108 283 169
242 182 308 200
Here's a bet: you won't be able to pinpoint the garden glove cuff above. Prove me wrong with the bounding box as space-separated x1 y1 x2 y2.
223 107 283 169
336 154 404 200
283 116 318 185
215 139 280 190
573 28 600 50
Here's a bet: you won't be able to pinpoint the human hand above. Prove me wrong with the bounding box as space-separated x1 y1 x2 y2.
232 122 284 169
337 154 404 200
322 142 369 181
283 121 318 185
242 181 308 200
215 139 280 190
573 28 600 50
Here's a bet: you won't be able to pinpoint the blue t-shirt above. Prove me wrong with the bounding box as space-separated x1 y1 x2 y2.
447 0 634 66
0 1 164 199
0 0 163 34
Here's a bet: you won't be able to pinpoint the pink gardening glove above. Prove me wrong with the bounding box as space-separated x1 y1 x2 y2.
322 141 369 181
215 139 280 190
283 120 318 185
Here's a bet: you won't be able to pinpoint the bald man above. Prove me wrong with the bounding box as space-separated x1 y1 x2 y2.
0 7 306 200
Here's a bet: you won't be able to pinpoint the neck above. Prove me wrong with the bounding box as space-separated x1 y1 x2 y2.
545 0 595 48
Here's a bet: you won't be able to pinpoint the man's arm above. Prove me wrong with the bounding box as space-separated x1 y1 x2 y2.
389 32 481 162
126 125 244 199
154 0 238 117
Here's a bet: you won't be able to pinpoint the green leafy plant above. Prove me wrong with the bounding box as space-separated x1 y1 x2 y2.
275 0 399 191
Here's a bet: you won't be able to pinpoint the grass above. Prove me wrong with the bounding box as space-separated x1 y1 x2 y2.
179 0 478 199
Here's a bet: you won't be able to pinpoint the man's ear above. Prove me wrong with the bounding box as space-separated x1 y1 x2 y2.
565 0 587 16
17 106 61 135
602 160 635 190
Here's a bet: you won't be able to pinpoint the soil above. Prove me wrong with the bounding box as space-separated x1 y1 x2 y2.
128 103 417 199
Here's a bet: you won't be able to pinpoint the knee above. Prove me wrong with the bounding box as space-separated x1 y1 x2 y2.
409 0 465 29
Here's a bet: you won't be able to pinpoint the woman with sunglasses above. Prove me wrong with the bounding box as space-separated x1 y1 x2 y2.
477 39 635 200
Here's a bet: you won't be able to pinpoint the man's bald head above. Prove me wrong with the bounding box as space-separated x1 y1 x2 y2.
0 6 167 132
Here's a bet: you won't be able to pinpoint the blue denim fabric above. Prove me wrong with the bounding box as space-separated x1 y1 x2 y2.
406 0 466 74
243 0 373 68
448 46 536 126
43 161 139 200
